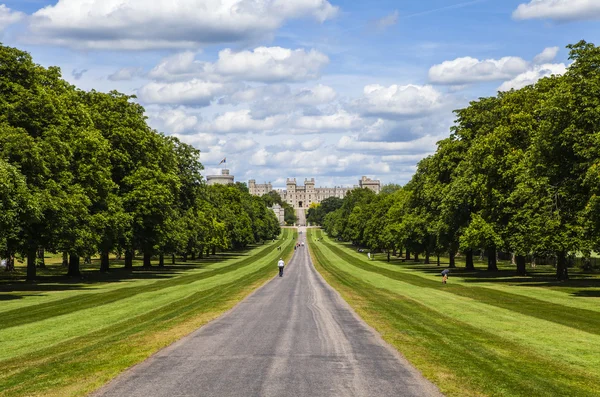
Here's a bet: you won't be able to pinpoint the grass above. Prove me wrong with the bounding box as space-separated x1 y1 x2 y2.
308 229 600 397
0 229 296 397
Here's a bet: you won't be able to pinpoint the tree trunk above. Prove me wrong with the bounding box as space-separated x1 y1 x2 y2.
516 255 526 276
62 252 68 267
392 248 397 256
143 252 151 267
487 246 498 271
449 250 456 268
159 254 165 267
398 247 403 257
206 247 210 257
425 250 430 264
405 251 411 260
124 249 133 269
68 254 81 277
100 249 110 272
556 251 569 280
414 253 419 262
191 251 196 260
27 246 37 281
387 251 390 262
437 255 440 266
465 249 474 271
199 246 204 259
212 246 216 255
172 254 176 265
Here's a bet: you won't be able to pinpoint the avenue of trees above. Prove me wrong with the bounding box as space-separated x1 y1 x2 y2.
0 44 280 281
321 41 600 280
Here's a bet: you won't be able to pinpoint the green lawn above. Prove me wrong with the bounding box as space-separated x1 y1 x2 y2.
308 229 600 397
0 229 296 397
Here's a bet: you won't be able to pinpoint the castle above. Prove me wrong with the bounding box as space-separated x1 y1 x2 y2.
249 177 381 209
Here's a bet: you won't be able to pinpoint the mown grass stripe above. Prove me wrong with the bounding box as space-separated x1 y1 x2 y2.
308 229 600 397
317 231 600 336
0 239 284 331
0 229 296 397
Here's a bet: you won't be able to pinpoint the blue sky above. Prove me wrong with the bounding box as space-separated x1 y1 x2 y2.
1 0 599 188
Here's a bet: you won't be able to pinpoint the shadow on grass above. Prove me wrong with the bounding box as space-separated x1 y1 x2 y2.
0 250 251 294
371 253 600 293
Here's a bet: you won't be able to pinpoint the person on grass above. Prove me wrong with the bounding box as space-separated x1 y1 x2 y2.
278 258 285 277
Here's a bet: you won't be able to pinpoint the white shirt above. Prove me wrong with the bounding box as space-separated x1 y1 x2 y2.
278 260 285 268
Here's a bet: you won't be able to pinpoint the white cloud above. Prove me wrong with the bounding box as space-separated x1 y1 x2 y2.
109 67 144 81
355 84 445 118
0 5 24 32
429 56 529 84
533 47 559 64
138 79 237 106
214 47 329 82
293 110 362 133
513 0 600 21
337 135 440 154
28 0 338 50
374 10 399 30
146 106 201 134
208 110 285 133
150 47 329 83
498 63 567 91
175 132 219 147
224 137 259 153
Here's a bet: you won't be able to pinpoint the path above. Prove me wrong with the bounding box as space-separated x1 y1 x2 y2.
93 228 442 397
296 208 306 226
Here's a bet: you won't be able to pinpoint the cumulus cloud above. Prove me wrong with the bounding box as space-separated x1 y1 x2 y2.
513 0 600 21
28 0 338 50
0 5 24 32
149 47 329 83
533 46 559 64
337 135 440 154
208 110 285 133
224 137 259 153
292 110 362 133
145 106 201 134
137 79 239 106
108 67 144 81
498 63 567 91
429 56 529 85
354 84 446 119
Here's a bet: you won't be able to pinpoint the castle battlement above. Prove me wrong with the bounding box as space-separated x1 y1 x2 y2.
248 176 381 209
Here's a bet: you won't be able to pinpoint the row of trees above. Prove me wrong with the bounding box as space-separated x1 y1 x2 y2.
0 44 280 281
321 41 600 280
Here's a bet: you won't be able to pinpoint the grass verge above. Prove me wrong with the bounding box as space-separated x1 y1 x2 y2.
0 229 296 397
308 229 600 397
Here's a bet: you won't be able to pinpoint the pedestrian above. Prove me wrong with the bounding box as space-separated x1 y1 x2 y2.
278 257 285 277
441 268 450 284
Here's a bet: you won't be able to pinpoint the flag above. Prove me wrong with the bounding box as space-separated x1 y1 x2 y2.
219 157 226 165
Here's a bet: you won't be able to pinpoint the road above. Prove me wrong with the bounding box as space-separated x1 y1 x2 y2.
93 228 442 397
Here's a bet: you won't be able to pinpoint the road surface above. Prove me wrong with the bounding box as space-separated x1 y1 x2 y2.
93 228 442 397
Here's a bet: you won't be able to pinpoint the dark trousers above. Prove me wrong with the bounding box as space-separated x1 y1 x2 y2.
279 267 284 277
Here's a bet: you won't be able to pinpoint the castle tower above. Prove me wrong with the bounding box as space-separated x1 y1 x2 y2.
248 179 256 195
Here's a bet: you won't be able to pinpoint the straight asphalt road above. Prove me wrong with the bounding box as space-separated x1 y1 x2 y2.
93 228 442 397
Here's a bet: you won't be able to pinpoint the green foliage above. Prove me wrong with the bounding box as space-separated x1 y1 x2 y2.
0 43 278 278
322 41 600 280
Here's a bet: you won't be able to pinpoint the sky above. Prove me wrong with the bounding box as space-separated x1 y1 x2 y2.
0 0 599 189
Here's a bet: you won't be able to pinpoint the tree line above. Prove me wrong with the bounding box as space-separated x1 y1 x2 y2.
320 41 600 280
0 44 281 281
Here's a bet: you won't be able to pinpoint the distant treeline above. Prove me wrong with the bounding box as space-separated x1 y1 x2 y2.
0 44 280 280
317 41 600 280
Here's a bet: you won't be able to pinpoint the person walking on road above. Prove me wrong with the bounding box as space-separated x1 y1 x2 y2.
278 258 285 277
